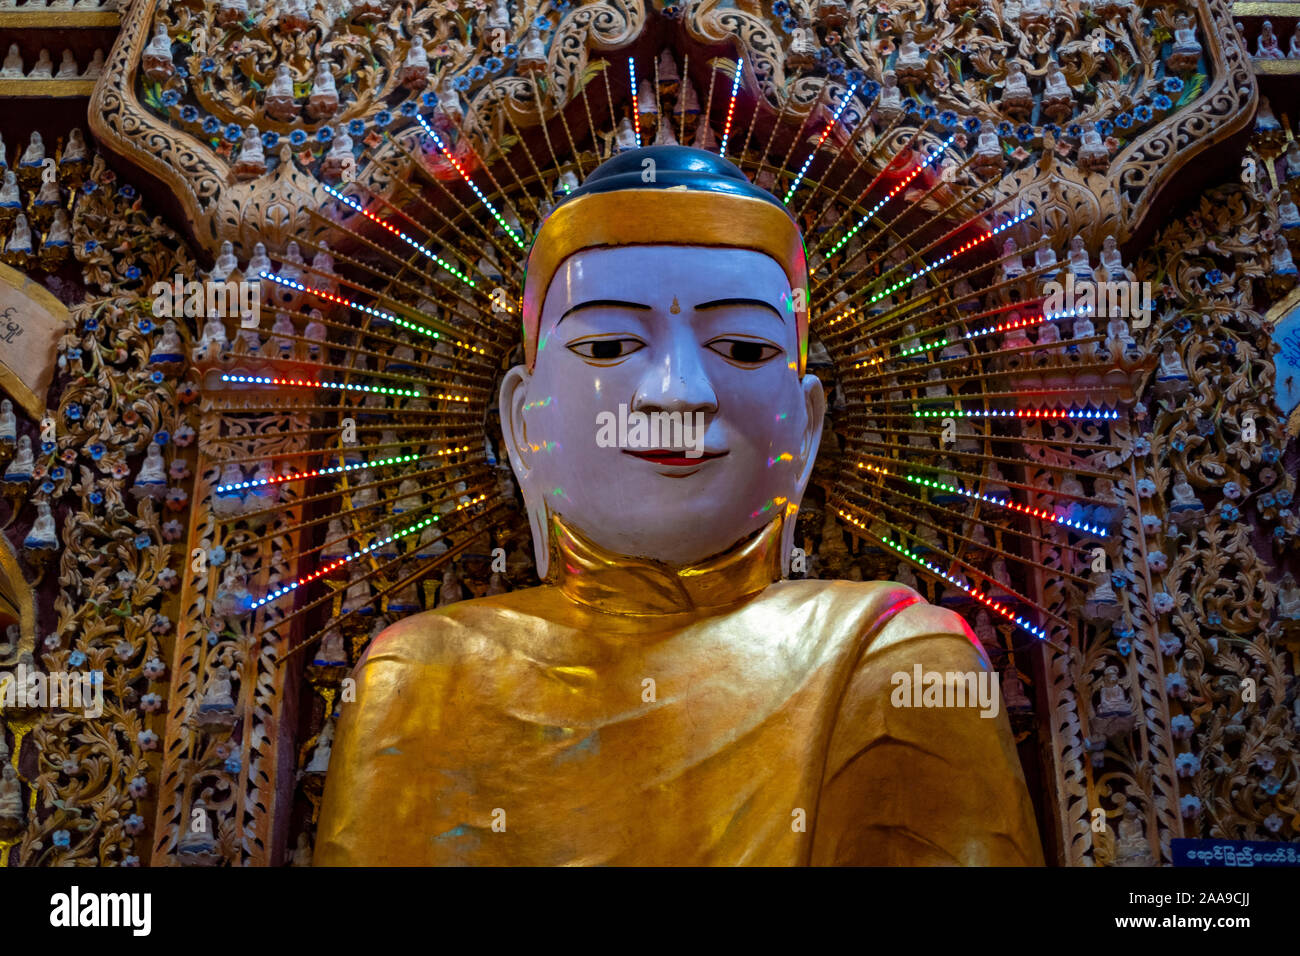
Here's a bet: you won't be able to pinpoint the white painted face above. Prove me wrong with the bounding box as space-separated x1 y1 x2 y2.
501 245 825 574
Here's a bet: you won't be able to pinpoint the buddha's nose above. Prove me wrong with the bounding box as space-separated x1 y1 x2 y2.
631 335 718 416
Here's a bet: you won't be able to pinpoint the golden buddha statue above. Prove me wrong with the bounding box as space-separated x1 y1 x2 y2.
315 146 1043 866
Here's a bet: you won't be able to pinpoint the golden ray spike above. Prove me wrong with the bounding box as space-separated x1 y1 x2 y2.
841 483 1092 588
792 88 882 222
736 58 766 164
530 77 564 178
551 72 587 177
495 93 550 218
270 496 513 665
213 432 479 468
373 144 525 272
775 81 831 187
845 435 1120 487
455 96 546 229
576 61 606 163
601 56 622 160
849 447 1116 509
678 54 689 145
700 60 718 148
831 495 1069 629
752 68 805 185
217 456 489 526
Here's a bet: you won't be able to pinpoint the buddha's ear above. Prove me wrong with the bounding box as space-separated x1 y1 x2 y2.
499 363 549 579
782 372 827 577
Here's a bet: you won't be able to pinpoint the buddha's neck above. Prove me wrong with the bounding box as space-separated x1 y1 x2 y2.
547 513 785 616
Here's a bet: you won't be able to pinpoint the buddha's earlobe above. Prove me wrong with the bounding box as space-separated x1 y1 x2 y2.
499 364 550 579
782 373 826 578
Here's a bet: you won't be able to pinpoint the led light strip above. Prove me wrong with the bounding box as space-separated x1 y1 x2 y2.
837 507 1047 640
260 271 441 341
322 183 477 287
220 374 423 398
628 58 643 148
913 408 1120 420
250 516 439 610
848 306 1095 368
858 461 1107 536
413 113 526 250
784 83 856 203
863 204 1036 306
826 134 956 258
719 57 743 157
214 447 471 494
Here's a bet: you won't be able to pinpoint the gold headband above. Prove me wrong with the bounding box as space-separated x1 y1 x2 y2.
522 189 809 373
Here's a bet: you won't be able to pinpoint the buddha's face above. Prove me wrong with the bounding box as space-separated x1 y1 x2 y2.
502 245 824 572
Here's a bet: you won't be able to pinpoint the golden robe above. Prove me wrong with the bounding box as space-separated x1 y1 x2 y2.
315 517 1044 866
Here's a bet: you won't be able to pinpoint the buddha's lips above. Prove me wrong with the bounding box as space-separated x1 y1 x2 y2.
623 449 728 467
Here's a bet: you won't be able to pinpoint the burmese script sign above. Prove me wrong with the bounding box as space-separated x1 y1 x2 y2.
0 263 65 419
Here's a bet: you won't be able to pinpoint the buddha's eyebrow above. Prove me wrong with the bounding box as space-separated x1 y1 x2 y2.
558 299 652 324
693 297 785 322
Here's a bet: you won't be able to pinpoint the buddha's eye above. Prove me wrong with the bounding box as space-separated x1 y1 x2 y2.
706 338 782 365
566 337 645 362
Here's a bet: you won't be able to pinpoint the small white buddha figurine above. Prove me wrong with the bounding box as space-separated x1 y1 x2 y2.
270 311 296 355
614 115 638 152
787 20 818 70
1170 474 1201 512
82 49 105 79
434 74 464 127
315 628 348 665
150 319 184 364
1000 61 1033 116
342 566 372 614
974 119 1004 172
44 209 71 247
437 566 465 606
264 64 297 121
321 127 354 181
485 0 511 30
20 131 45 167
1257 20 1284 59
1114 801 1154 866
23 499 58 550
0 398 15 444
895 29 926 81
310 241 337 294
0 764 24 827
1277 572 1300 620
234 125 267 179
1071 309 1097 356
1074 128 1107 174
1034 243 1059 281
652 116 679 146
246 241 272 280
1099 234 1129 280
1067 235 1094 280
1272 235 1297 276
33 174 61 207
28 49 54 79
1001 237 1026 281
56 50 78 78
133 441 168 496
7 213 33 254
200 665 236 713
1278 189 1300 229
1286 141 1300 180
1167 13 1202 72
0 44 22 78
1156 340 1187 382
279 240 305 285
518 24 547 73
61 128 88 164
142 24 175 82
211 240 239 282
177 790 217 855
217 0 248 26
1041 67 1074 121
305 720 335 773
307 63 339 120
304 309 327 354
416 519 448 558
195 312 229 359
0 171 19 208
1093 664 1133 732
399 43 429 90
278 0 310 30
4 435 33 481
1257 96 1282 132
1291 23 1300 59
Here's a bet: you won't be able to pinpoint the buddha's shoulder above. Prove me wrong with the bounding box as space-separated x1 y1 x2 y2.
352 587 577 669
761 577 980 656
